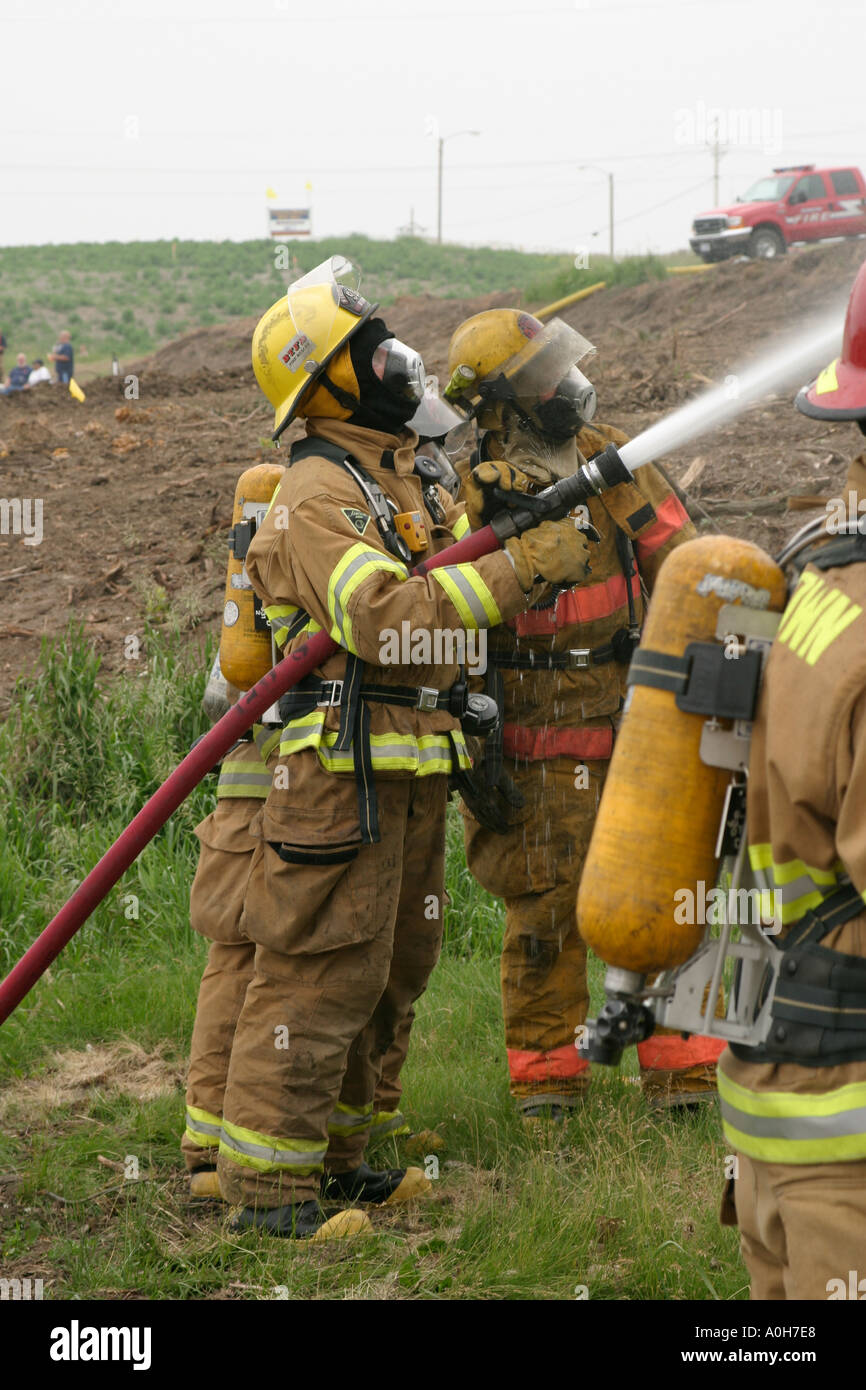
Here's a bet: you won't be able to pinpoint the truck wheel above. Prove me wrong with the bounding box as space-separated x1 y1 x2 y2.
749 227 786 260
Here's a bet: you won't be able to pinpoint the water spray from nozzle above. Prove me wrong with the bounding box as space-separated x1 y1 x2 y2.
617 312 844 474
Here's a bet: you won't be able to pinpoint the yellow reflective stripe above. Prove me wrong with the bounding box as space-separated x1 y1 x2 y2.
747 845 849 924
327 1102 374 1135
254 725 282 760
369 1109 410 1138
217 758 271 793
814 357 839 396
318 731 467 776
185 1105 222 1148
264 603 298 649
263 482 283 518
279 717 470 775
328 542 408 652
452 511 471 541
279 711 328 757
431 563 501 629
748 845 842 885
220 1119 326 1174
718 1068 866 1164
777 571 862 667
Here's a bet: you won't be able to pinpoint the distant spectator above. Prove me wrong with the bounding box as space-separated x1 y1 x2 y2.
0 353 32 394
48 330 74 384
0 328 6 383
28 359 51 386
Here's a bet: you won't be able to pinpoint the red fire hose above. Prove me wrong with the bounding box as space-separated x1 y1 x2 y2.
0 442 630 1026
0 523 501 1025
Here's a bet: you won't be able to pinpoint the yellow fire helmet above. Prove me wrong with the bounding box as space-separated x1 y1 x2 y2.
252 256 377 440
445 308 598 438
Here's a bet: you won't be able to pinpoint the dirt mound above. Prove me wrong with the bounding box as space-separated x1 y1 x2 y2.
1 245 864 709
127 289 516 382
0 1041 184 1124
129 317 259 377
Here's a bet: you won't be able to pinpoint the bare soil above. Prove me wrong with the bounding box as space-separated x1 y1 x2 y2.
2 244 864 708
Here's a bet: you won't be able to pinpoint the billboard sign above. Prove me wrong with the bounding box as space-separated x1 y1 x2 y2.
268 207 312 238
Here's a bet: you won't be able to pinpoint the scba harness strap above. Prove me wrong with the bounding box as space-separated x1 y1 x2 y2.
278 437 487 843
731 882 866 1067
790 526 866 576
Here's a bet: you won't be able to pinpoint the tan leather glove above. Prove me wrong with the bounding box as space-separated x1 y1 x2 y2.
506 520 593 591
463 458 533 531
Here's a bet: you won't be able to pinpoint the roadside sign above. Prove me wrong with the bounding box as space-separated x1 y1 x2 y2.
267 207 312 238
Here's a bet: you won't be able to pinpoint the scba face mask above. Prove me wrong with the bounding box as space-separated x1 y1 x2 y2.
533 366 597 441
347 319 425 433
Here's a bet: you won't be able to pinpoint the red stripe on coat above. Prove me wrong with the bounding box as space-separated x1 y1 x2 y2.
510 571 642 636
502 724 614 761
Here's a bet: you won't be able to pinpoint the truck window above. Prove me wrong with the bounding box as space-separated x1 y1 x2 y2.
790 174 828 202
830 169 859 195
742 175 795 201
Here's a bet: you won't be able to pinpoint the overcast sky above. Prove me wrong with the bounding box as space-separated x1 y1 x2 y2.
2 0 864 258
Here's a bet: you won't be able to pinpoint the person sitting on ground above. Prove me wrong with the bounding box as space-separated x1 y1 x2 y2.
48 331 74 384
28 359 51 386
0 353 32 394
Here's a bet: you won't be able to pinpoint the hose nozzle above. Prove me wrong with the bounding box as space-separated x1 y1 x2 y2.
488 443 633 542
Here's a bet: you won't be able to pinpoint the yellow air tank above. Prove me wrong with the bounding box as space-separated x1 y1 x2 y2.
578 535 787 976
219 463 285 690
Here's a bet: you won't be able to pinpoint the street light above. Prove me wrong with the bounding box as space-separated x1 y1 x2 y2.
577 164 615 261
437 129 481 244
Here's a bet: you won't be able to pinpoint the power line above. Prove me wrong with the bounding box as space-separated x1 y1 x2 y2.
0 0 808 23
0 152 713 175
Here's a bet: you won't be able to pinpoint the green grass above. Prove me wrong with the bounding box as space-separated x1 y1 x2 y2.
0 626 743 1300
0 237 695 372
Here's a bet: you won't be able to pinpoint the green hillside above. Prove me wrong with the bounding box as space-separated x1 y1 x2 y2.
0 236 681 371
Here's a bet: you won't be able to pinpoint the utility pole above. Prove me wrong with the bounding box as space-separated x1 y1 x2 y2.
437 138 443 244
607 171 614 261
578 165 615 261
436 129 481 245
708 115 725 205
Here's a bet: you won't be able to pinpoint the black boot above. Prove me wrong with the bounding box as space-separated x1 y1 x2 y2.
229 1200 330 1238
323 1161 431 1206
228 1199 373 1241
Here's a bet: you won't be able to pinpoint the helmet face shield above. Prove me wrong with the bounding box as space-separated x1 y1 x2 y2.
407 375 466 441
442 417 475 462
476 317 597 436
371 337 426 406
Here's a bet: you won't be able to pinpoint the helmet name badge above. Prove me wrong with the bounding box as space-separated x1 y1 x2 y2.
279 333 315 372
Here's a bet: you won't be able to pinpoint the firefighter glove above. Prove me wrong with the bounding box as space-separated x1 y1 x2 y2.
463 458 533 530
506 519 592 591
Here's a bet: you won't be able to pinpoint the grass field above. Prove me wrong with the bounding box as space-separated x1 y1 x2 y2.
0 626 743 1301
0 236 694 374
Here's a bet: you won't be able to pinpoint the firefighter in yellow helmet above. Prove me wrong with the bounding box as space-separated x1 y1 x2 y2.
213 259 594 1237
717 260 866 1298
446 307 725 1118
183 385 469 1195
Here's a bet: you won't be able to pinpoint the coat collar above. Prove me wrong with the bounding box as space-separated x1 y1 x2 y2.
305 418 419 476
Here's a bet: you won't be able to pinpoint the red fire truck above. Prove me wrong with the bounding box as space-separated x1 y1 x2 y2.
689 164 866 262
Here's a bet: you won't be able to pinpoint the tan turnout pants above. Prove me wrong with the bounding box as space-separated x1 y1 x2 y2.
465 756 723 1107
216 755 447 1208
727 1152 866 1300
